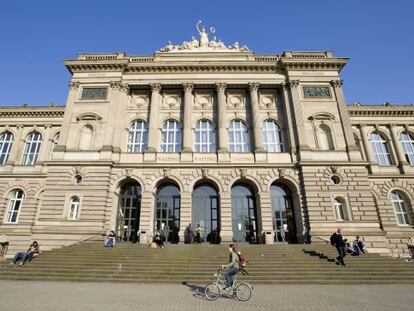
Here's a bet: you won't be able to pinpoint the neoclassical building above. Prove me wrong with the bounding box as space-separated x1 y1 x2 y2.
0 27 413 257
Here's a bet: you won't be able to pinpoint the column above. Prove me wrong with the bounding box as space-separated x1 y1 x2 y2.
112 83 130 151
249 82 264 152
280 84 297 156
359 124 376 164
284 80 309 152
6 124 24 165
330 80 359 157
389 124 408 168
102 81 122 150
146 83 162 152
216 83 228 152
182 83 194 152
37 124 52 163
56 81 80 151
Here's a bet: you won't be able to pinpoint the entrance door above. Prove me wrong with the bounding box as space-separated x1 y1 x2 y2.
271 184 297 243
119 183 141 243
231 184 258 243
155 184 180 243
192 185 220 244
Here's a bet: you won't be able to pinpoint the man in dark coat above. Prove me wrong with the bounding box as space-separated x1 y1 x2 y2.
330 228 346 266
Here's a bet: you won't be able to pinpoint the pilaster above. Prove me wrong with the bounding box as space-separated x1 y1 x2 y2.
216 83 229 155
146 83 162 153
280 83 297 158
389 124 409 173
249 82 264 152
182 83 194 152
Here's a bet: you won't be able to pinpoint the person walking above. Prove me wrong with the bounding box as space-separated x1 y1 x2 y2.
221 244 240 289
330 228 346 266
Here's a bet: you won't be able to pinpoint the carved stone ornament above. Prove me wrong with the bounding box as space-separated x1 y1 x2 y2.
201 168 209 178
183 83 194 93
249 82 260 92
69 81 80 90
215 83 227 92
303 86 331 98
240 168 247 178
195 94 212 109
260 95 276 109
129 94 149 109
110 81 123 89
228 95 245 109
158 20 251 53
287 80 300 88
150 83 162 93
126 168 133 177
330 80 343 88
278 168 285 177
330 166 338 174
163 168 171 178
163 95 180 109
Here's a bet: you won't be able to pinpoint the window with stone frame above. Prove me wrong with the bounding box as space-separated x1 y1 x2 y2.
49 132 60 160
318 123 335 150
69 196 81 220
333 197 348 221
399 131 414 166
4 190 24 223
389 191 411 225
194 120 216 153
369 132 392 166
261 120 283 152
160 120 182 153
228 120 251 153
0 131 13 165
127 120 148 153
21 132 42 165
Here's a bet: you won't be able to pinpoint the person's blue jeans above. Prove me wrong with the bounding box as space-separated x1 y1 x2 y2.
225 267 240 287
104 237 116 247
336 246 347 265
12 252 32 264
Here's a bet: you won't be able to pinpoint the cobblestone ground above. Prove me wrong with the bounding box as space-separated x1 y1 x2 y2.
0 281 413 311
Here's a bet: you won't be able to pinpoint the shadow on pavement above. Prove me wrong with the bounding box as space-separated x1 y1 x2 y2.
182 282 208 300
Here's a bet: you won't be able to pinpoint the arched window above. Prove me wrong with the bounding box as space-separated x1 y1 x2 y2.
79 125 93 150
231 184 257 243
354 133 364 160
21 132 42 165
333 197 348 221
69 196 81 220
127 120 148 153
318 124 334 150
399 131 414 165
228 120 251 153
0 131 13 165
389 191 411 225
369 132 391 166
160 120 182 153
50 133 60 160
194 120 216 153
262 120 283 152
155 184 181 243
5 190 24 223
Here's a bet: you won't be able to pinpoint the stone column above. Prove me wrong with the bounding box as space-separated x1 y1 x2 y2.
110 83 129 152
359 124 376 164
280 84 297 156
37 124 52 163
219 191 233 242
6 124 24 165
179 191 192 243
146 83 162 152
216 83 228 152
139 190 155 243
389 124 408 169
182 83 194 152
330 80 359 159
249 82 264 152
284 80 309 153
56 82 80 151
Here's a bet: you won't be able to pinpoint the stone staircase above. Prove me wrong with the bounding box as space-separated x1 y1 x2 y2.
1 242 414 284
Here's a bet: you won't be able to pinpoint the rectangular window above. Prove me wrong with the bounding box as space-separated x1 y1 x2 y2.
81 87 108 100
303 86 331 98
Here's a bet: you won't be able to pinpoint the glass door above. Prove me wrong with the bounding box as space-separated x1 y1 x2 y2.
231 185 257 243
119 183 141 243
155 184 180 243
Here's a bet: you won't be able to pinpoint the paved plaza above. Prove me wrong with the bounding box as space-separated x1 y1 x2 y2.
0 281 413 311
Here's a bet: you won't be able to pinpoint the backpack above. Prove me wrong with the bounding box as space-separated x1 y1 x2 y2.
238 253 248 268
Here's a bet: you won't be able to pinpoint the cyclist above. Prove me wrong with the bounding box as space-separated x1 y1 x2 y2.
221 244 240 289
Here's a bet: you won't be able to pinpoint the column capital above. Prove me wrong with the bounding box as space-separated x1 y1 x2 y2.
215 82 227 92
183 83 194 93
249 82 260 92
150 83 162 93
359 123 367 129
69 81 80 90
330 79 343 88
389 123 397 129
286 80 300 88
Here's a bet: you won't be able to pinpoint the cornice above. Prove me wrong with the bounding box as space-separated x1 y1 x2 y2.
0 107 65 118
347 105 414 117
279 58 348 72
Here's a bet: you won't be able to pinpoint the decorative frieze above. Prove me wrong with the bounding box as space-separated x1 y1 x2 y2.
302 86 331 98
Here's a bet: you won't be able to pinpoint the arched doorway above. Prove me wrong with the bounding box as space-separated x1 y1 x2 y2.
271 183 297 243
192 184 220 244
119 182 142 243
231 184 258 243
155 183 180 243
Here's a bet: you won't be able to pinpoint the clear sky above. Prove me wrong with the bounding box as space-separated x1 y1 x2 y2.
0 0 413 106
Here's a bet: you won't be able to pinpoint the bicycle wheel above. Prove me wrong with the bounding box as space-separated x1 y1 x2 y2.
205 283 220 301
235 283 252 301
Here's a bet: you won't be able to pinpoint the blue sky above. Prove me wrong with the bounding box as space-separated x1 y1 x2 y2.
0 0 412 106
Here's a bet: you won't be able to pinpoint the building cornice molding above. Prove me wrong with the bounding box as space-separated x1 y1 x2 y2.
0 107 65 118
347 105 414 117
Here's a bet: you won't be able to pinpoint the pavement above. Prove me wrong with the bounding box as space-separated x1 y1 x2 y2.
0 281 413 311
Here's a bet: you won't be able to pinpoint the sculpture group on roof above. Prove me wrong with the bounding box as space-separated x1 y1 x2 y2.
158 20 251 53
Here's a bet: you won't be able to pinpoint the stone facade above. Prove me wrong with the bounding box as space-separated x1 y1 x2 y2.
0 38 413 257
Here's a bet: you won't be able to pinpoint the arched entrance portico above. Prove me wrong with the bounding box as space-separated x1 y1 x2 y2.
270 182 298 243
192 183 220 244
119 182 142 243
155 183 180 243
231 183 258 243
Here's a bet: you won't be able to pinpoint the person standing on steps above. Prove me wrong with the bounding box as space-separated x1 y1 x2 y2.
195 223 202 244
221 244 240 289
104 230 117 247
330 228 346 266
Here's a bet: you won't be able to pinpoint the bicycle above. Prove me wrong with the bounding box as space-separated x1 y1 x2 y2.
204 268 252 301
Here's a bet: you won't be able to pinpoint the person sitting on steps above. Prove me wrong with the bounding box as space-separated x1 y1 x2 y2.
221 244 240 290
153 232 164 248
344 239 360 256
104 230 117 247
10 241 40 266
354 236 367 253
